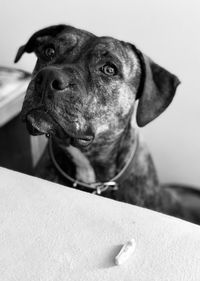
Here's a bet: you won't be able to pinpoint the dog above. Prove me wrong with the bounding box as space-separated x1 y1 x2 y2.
15 24 200 224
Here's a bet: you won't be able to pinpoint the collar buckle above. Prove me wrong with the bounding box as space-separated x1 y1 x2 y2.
92 181 118 195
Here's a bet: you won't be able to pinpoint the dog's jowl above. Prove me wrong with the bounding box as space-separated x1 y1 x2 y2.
15 24 200 224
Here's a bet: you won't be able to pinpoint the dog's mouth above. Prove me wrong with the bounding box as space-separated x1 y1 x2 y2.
25 109 94 148
71 135 94 147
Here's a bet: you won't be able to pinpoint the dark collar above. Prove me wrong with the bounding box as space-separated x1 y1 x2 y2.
48 134 138 195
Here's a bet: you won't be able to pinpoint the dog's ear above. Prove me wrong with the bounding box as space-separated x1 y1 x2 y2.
14 24 67 63
133 47 180 127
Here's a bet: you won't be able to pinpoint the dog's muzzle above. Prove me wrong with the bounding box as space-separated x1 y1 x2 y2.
25 108 95 148
23 66 95 147
34 67 76 102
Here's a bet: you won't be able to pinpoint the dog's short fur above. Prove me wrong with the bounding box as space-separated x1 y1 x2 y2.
15 25 200 224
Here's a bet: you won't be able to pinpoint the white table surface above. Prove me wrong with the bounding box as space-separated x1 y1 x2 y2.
0 167 200 281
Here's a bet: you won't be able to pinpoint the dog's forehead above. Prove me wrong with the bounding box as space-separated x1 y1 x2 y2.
59 30 136 70
92 37 126 52
57 28 132 59
57 26 95 44
36 26 139 77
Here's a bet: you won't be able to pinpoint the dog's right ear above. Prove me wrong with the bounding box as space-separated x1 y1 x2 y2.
14 24 67 63
130 45 180 127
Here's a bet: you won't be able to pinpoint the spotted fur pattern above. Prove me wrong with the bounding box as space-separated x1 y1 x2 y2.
15 25 200 224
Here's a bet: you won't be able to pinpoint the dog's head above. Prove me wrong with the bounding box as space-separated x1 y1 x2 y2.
15 24 180 148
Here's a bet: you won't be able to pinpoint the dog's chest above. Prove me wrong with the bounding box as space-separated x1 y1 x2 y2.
65 146 96 183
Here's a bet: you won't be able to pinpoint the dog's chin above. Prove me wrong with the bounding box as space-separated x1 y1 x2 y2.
25 110 94 149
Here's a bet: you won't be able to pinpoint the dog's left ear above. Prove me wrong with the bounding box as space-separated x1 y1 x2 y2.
134 48 180 127
14 24 67 63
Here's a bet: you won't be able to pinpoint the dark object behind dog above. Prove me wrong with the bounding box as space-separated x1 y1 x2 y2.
15 24 200 224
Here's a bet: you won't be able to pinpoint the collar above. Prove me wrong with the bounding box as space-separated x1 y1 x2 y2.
48 133 138 195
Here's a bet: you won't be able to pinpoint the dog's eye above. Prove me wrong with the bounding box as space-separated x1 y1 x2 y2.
43 46 56 59
100 63 117 76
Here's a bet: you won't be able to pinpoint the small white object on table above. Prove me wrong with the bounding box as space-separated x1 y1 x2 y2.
0 167 200 281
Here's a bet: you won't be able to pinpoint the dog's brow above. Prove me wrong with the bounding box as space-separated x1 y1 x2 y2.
93 40 127 59
93 40 117 52
91 43 126 66
57 33 78 46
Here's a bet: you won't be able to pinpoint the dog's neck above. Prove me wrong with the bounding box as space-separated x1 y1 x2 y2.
57 122 137 184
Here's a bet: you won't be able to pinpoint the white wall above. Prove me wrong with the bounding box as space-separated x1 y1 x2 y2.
1 0 200 186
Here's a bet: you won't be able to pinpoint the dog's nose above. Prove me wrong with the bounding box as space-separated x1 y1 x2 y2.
51 78 67 91
35 68 73 100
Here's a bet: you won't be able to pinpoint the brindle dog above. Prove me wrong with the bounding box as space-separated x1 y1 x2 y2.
15 25 200 224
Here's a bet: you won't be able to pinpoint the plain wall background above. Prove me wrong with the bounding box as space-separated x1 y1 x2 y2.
0 0 200 186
